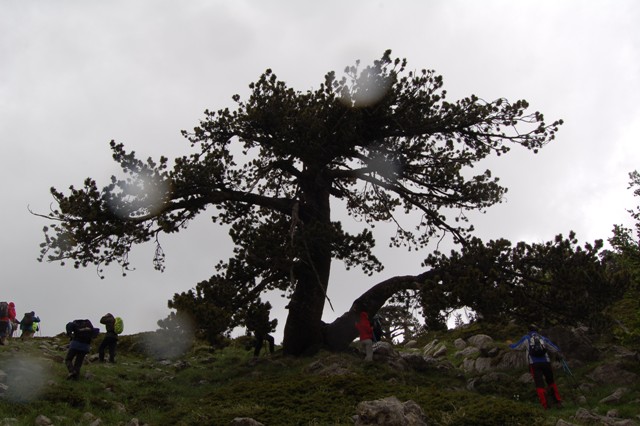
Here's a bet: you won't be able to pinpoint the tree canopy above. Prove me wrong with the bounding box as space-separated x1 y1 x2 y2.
420 233 629 331
36 50 563 355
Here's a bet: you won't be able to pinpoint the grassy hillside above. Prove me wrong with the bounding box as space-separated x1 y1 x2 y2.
1 325 638 425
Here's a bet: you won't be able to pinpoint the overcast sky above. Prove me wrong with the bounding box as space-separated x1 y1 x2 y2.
1 1 639 343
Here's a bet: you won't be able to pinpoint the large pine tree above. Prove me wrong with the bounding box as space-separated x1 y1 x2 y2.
36 51 561 355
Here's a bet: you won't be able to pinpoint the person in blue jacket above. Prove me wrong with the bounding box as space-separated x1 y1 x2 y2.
509 325 563 409
64 319 100 380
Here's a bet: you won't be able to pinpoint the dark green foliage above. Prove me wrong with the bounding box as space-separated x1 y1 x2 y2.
420 233 629 331
602 171 640 348
376 299 424 342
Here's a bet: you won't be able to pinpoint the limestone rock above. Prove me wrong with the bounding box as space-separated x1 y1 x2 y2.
599 387 628 404
34 415 52 426
354 396 427 426
467 334 493 349
453 338 466 350
587 363 638 385
230 418 265 426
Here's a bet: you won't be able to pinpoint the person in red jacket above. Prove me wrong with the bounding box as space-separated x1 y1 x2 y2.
8 302 17 338
355 311 374 362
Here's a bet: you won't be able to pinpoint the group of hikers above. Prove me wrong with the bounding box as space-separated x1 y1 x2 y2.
355 311 564 410
0 301 41 344
0 302 123 381
64 313 122 380
4 298 564 409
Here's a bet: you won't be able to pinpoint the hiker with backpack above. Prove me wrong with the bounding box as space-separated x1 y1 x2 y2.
64 318 100 380
509 325 563 409
372 314 384 343
7 302 17 338
19 311 40 340
0 301 9 345
355 311 374 362
98 313 120 363
246 301 277 358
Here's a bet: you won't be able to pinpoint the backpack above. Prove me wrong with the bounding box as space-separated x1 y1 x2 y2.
72 319 95 342
114 317 124 335
529 334 547 357
21 312 34 327
0 302 7 318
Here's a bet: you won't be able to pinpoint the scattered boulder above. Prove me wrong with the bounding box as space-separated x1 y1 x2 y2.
399 352 430 372
609 345 640 362
573 407 638 425
453 338 466 350
474 357 493 373
587 362 638 385
230 418 264 426
34 415 52 426
454 346 479 358
404 340 418 349
422 339 446 357
556 419 579 426
373 342 397 358
599 387 628 405
495 351 529 370
354 396 427 426
467 334 493 350
432 345 447 358
546 326 599 362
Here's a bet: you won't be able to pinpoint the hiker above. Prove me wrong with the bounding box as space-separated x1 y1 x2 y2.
8 302 17 338
509 326 563 409
64 319 100 380
246 301 277 357
372 314 383 343
0 301 9 345
98 313 118 363
355 311 374 362
19 311 40 340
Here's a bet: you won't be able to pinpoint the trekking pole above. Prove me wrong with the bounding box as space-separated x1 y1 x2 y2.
559 356 589 408
560 357 572 377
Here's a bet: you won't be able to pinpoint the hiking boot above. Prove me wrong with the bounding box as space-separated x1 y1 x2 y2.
66 373 78 380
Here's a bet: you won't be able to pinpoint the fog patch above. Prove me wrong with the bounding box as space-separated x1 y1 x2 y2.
106 172 172 220
140 314 196 360
0 355 54 403
340 68 391 108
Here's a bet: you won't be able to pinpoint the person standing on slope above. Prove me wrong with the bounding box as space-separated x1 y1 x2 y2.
355 311 374 362
98 313 118 363
64 319 100 380
509 325 563 409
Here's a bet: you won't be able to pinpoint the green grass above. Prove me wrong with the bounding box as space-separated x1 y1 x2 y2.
1 328 638 426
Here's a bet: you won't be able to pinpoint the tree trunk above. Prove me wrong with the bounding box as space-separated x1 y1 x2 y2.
282 267 330 355
322 271 433 351
282 176 333 356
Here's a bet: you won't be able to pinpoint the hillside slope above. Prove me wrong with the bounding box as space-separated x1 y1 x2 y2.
1 325 639 425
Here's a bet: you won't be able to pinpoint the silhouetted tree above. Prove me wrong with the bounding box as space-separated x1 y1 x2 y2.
420 233 629 330
35 50 561 355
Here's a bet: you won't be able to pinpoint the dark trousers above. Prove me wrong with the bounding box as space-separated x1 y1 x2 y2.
65 348 88 377
530 362 555 388
98 334 118 362
254 333 275 357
